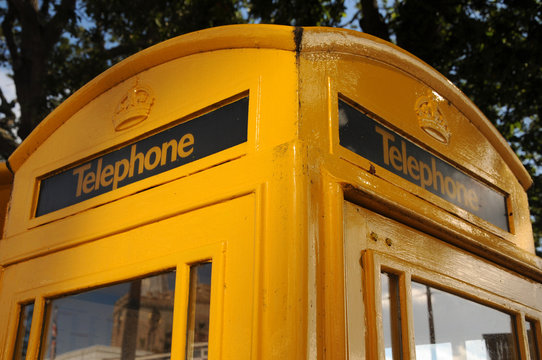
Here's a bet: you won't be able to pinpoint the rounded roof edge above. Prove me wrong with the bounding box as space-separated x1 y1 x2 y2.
9 25 531 190
301 27 532 190
8 24 297 172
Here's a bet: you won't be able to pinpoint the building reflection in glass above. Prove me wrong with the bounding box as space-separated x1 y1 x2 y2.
381 272 403 360
410 281 518 360
185 262 212 360
13 302 34 360
39 271 175 360
526 320 540 360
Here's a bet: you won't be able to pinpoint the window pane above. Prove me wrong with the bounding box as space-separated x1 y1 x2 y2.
381 272 403 360
39 271 175 360
185 262 212 360
13 302 34 360
527 320 540 360
411 281 518 360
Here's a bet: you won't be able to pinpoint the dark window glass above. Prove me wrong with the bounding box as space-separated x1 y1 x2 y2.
39 271 175 359
411 281 518 359
527 320 540 360
13 302 34 359
381 272 403 360
185 263 212 360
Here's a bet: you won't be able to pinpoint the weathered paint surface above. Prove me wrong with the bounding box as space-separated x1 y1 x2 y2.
0 25 539 360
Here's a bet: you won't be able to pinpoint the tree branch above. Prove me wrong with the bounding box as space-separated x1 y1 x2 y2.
0 86 18 158
340 9 361 28
1 3 20 66
44 0 76 51
359 0 390 41
103 42 138 59
0 86 15 124
7 0 39 25
40 0 51 16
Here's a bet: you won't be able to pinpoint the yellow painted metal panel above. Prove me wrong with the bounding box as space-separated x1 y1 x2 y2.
301 27 531 190
299 41 533 253
0 195 256 359
5 48 297 240
0 25 539 360
344 202 542 359
7 25 296 173
0 162 12 235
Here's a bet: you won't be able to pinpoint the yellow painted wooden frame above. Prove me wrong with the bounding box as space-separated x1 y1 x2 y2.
0 25 540 360
1 194 255 359
344 201 542 360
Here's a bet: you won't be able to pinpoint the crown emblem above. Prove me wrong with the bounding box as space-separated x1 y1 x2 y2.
415 91 451 144
113 81 154 131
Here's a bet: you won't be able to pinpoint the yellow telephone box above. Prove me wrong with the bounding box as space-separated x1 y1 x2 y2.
0 25 540 360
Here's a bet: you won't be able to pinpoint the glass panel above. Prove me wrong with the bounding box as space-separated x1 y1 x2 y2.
13 302 34 360
185 262 212 360
527 320 540 360
381 272 403 360
411 281 518 360
39 271 175 360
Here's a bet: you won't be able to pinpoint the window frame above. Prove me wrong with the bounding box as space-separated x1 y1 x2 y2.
2 194 256 359
344 201 542 360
